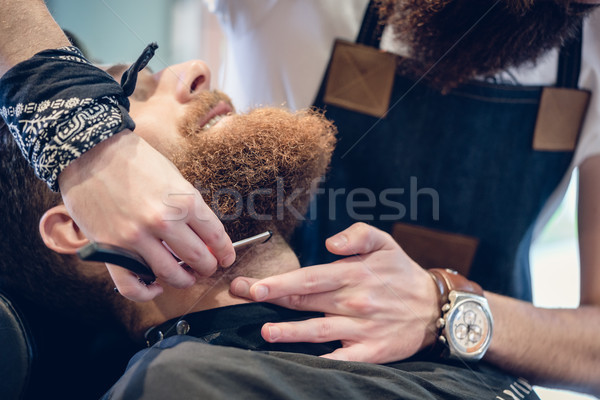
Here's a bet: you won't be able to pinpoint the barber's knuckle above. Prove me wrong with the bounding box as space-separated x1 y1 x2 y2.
193 257 218 276
289 294 307 308
199 258 219 275
354 222 373 241
204 225 226 246
317 321 333 340
178 193 196 208
204 262 218 276
120 225 143 245
301 268 320 290
354 222 371 234
153 267 172 281
184 247 208 265
148 211 171 232
156 269 194 289
353 222 369 230
346 295 376 315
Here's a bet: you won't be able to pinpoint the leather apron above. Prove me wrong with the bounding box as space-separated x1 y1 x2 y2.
292 2 589 301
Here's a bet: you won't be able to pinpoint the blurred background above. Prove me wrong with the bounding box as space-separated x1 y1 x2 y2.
46 0 226 88
45 1 592 399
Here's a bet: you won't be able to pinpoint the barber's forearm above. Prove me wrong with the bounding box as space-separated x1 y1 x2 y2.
484 292 600 396
0 0 69 75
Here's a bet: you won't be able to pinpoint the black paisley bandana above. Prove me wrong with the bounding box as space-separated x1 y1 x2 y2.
0 43 157 191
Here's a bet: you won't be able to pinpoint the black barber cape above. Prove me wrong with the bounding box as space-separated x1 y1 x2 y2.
103 303 539 400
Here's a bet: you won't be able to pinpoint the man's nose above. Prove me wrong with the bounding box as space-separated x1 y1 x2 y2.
173 60 211 104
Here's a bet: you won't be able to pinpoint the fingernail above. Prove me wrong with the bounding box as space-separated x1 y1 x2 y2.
254 285 268 301
233 279 250 296
329 233 348 249
268 325 281 341
221 253 236 268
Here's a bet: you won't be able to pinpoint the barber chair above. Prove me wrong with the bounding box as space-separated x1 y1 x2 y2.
0 290 34 400
0 288 138 399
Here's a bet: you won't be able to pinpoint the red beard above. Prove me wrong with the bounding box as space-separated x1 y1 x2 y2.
376 0 597 90
174 94 336 242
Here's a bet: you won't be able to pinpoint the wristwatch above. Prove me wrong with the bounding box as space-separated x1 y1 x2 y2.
428 268 493 361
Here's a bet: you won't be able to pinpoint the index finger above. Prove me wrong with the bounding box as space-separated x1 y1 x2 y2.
246 263 347 302
188 197 235 267
137 237 197 288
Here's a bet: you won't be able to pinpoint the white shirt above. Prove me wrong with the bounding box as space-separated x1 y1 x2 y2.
209 0 600 239
209 0 369 111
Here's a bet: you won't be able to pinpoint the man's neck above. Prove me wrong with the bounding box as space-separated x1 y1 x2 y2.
130 235 300 337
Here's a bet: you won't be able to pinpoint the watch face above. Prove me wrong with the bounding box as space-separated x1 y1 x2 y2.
446 298 492 357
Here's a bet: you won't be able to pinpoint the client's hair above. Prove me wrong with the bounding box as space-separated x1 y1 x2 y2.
0 123 120 323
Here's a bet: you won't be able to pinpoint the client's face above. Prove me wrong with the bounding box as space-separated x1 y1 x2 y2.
105 61 336 242
104 61 219 154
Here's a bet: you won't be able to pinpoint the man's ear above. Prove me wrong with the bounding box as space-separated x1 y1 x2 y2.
39 204 89 254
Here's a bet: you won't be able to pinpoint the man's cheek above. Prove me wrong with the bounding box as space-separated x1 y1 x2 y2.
133 118 182 156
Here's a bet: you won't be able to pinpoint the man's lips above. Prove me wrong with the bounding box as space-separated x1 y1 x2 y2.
198 101 234 130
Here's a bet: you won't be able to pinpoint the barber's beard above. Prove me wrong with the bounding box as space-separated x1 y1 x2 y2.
173 91 336 243
377 0 597 91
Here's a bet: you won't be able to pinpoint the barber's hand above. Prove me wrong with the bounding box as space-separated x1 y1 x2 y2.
230 222 439 363
59 130 235 302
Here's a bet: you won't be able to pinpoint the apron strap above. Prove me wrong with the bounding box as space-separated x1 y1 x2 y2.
556 21 583 89
356 0 383 48
355 2 584 89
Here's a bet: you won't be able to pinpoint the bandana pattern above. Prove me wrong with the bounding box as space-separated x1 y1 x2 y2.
0 46 135 191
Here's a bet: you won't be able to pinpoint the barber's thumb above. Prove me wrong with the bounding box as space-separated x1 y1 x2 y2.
230 277 259 299
325 232 352 255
